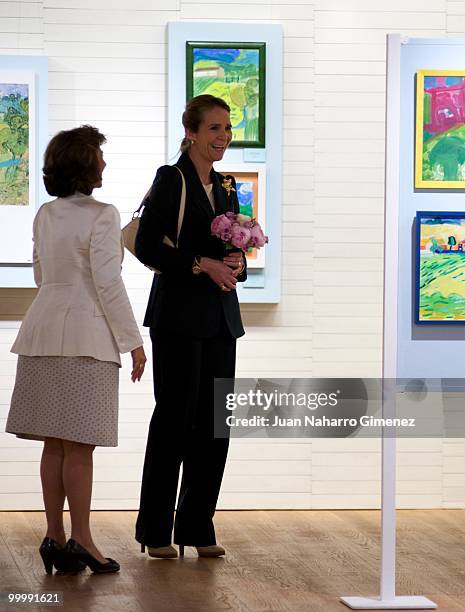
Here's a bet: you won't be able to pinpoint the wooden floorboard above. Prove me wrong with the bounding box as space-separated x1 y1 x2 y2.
0 510 464 611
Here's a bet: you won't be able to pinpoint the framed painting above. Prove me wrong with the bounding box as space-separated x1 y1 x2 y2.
0 71 36 262
415 70 465 188
216 163 266 268
186 41 266 148
415 211 465 323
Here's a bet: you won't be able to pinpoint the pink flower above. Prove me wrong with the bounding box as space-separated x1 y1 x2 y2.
249 223 268 248
230 224 252 250
211 213 268 251
211 214 233 241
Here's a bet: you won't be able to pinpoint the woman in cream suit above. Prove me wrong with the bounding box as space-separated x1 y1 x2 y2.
6 125 146 574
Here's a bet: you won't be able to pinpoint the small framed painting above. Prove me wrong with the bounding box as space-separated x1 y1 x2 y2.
186 41 266 148
0 71 36 263
416 211 465 323
216 163 266 268
415 70 465 188
0 75 34 207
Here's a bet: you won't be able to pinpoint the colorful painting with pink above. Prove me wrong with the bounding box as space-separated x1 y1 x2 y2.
416 70 465 188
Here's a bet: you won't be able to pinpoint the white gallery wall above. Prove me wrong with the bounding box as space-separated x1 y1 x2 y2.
0 0 464 510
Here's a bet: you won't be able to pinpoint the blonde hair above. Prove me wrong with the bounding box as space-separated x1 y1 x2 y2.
181 94 231 152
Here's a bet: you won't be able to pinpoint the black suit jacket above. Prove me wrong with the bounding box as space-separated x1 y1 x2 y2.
135 152 246 339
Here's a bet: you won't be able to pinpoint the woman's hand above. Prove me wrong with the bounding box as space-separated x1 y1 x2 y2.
131 346 146 382
199 257 237 291
223 251 244 277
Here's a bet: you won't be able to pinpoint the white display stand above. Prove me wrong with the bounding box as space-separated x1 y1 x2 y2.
167 22 282 303
340 34 437 610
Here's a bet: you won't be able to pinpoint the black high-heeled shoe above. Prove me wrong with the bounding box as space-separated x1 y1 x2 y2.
65 539 120 574
39 537 85 574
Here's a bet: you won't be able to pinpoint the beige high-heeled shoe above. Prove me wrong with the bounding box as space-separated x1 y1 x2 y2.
179 544 225 558
140 544 177 558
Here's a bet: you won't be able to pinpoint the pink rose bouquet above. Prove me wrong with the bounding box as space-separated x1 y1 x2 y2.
211 213 268 251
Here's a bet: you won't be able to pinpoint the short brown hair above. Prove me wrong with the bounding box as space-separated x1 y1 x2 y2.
43 125 106 197
181 95 230 152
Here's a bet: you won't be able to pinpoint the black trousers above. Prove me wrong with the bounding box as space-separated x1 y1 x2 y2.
135 320 236 547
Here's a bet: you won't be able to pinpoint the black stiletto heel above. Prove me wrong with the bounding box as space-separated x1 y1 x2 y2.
39 539 55 574
141 544 145 553
65 539 120 574
179 545 184 557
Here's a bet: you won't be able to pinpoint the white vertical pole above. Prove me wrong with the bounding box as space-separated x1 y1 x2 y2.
380 392 397 601
379 32 402 603
340 33 437 609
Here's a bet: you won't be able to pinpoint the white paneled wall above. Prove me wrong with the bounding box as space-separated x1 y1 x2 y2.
0 0 461 510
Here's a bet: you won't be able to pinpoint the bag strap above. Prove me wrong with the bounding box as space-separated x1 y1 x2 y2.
174 166 186 248
132 165 186 247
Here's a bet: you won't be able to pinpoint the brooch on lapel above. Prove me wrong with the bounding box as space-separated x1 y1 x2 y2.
221 177 236 196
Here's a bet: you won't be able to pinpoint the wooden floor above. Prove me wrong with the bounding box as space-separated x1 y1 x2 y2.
1 510 465 611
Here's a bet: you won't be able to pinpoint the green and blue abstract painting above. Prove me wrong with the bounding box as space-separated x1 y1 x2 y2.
187 42 265 148
0 82 29 206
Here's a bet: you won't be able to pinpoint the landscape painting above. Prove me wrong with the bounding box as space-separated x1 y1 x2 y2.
415 70 465 188
416 211 465 323
0 70 36 264
0 80 30 205
186 42 265 148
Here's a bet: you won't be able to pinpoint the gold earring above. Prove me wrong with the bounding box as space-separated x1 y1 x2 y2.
190 139 195 145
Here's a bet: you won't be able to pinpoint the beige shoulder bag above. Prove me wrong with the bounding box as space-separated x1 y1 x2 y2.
122 166 186 273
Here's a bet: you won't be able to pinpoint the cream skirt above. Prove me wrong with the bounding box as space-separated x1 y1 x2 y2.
6 355 119 447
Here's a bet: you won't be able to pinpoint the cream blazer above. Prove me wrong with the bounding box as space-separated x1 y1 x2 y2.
12 193 143 366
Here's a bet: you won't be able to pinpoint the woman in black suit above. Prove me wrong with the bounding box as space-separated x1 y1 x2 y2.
135 95 246 558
